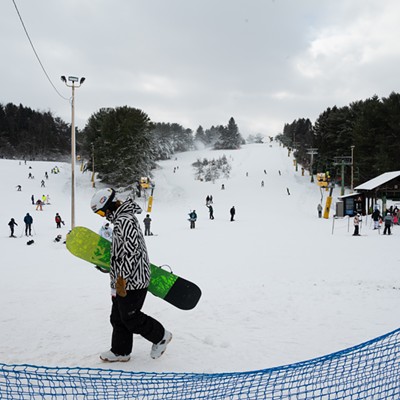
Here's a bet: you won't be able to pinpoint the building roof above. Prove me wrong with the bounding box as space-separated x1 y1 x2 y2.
354 171 400 191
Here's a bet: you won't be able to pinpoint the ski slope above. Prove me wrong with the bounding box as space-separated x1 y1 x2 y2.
0 143 398 374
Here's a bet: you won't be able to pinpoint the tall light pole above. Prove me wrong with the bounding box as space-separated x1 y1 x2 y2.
91 142 96 188
61 75 85 229
350 145 355 192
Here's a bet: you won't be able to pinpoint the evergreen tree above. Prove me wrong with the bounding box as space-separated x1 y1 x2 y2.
194 125 206 145
214 117 242 150
83 106 155 187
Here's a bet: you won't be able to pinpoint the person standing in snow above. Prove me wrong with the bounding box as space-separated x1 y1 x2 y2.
91 188 172 363
99 222 113 241
353 214 360 236
317 204 323 218
24 213 33 236
31 194 35 205
383 212 393 235
230 206 236 222
143 214 152 236
207 204 214 220
188 210 197 229
55 213 63 228
371 207 381 230
8 218 18 238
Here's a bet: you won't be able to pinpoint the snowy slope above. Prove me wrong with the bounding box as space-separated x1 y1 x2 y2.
0 143 399 374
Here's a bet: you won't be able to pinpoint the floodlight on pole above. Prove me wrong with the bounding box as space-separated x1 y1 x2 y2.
61 75 85 229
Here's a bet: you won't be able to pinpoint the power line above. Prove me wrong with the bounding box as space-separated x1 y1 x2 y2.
11 0 69 101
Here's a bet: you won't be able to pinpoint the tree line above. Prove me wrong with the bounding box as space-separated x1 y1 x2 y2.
276 92 400 186
0 103 71 160
0 102 243 187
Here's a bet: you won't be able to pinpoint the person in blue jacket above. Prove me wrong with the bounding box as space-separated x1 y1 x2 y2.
24 213 33 236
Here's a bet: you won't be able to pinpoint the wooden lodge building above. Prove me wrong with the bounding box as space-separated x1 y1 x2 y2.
337 171 400 216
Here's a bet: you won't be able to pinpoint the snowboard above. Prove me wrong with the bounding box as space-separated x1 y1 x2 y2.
66 226 201 310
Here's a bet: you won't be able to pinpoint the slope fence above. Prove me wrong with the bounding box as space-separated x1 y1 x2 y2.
1 328 399 399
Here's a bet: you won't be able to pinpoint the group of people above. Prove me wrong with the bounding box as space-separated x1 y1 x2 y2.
191 194 237 227
353 207 398 236
8 212 64 238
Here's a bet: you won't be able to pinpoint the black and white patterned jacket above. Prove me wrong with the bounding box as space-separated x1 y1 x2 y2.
107 198 150 291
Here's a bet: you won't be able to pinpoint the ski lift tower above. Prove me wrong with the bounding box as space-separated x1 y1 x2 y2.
333 156 352 196
307 148 318 183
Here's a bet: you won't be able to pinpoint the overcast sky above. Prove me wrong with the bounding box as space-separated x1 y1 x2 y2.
2 0 400 137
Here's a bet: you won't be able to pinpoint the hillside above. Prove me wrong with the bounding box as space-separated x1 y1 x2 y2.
0 143 398 373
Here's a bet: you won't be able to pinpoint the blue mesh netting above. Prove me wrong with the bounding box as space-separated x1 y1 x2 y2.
1 328 399 399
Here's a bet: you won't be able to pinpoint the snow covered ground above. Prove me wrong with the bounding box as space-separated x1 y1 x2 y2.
0 142 398 374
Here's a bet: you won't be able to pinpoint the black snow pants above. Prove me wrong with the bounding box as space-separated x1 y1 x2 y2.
110 289 165 356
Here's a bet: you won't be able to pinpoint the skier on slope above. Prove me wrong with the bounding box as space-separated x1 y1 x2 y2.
91 188 172 363
8 218 18 238
383 212 393 235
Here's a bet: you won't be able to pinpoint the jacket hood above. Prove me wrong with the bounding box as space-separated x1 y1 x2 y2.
107 198 142 223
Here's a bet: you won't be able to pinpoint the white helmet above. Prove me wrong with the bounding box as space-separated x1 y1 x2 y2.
90 188 115 216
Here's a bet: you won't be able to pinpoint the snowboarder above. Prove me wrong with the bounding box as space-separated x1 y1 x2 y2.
35 199 43 211
41 180 45 188
383 212 393 235
16 185 22 191
189 210 197 229
143 214 152 236
287 188 291 195
8 218 18 238
90 188 171 363
24 213 33 236
230 206 236 222
317 204 323 218
55 213 63 228
99 222 113 241
54 234 62 243
31 195 35 205
353 214 360 236
261 180 264 187
221 184 225 190
207 204 214 220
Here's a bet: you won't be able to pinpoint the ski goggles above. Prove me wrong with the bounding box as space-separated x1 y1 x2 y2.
95 209 106 217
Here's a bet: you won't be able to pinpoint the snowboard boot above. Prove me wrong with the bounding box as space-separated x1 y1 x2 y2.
150 330 172 359
100 350 130 362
